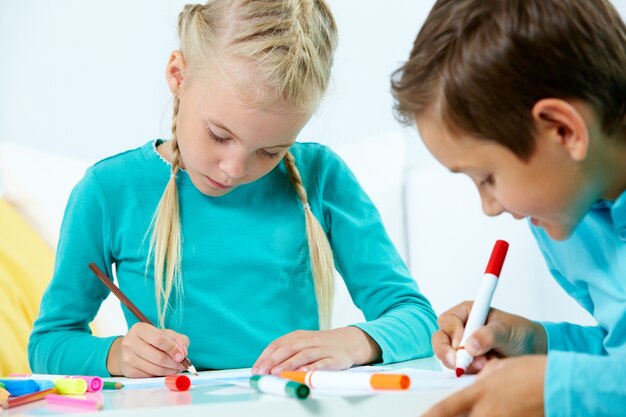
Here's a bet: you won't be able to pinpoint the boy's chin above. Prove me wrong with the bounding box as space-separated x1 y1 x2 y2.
542 223 575 241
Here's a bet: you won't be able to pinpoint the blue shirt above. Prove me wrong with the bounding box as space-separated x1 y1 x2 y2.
531 190 626 417
28 140 437 376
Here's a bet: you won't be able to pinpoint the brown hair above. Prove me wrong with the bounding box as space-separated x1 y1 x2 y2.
149 0 338 329
391 0 626 160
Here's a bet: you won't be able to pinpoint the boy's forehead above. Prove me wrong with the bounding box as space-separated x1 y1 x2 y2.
416 113 501 172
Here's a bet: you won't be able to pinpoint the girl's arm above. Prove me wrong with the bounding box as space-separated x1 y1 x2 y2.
28 169 120 376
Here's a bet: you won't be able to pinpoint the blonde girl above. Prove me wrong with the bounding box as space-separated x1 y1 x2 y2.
29 0 437 377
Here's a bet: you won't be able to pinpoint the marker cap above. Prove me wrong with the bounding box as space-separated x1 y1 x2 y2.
484 240 509 277
54 378 87 395
370 374 411 390
165 375 191 391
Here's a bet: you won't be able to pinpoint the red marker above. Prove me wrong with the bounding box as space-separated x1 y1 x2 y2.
455 240 509 377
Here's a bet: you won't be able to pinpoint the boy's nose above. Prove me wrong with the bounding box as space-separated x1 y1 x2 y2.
480 191 505 217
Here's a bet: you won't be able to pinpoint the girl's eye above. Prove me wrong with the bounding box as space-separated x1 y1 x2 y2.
479 175 495 188
208 129 230 143
260 150 281 160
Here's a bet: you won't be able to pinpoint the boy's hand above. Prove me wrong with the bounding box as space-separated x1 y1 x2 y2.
421 355 546 417
106 322 190 377
251 327 381 375
433 301 547 373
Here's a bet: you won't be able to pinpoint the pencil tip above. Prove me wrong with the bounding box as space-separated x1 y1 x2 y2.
455 368 465 377
188 365 198 376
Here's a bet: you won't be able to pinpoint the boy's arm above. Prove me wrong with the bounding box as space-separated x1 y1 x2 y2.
28 169 120 377
539 321 607 354
316 146 438 364
545 351 626 416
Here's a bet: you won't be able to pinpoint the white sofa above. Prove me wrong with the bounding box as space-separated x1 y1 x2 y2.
0 136 594 336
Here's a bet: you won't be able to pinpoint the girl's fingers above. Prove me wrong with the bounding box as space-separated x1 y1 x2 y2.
298 357 342 372
163 329 190 355
268 348 332 375
135 326 187 364
123 350 182 377
253 331 313 374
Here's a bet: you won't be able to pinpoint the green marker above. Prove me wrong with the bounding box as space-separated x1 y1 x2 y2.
0 382 4 389
250 375 309 399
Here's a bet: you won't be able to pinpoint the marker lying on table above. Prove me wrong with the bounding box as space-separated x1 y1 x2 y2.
45 393 103 410
89 262 198 376
9 374 102 392
0 379 42 396
280 371 410 390
455 239 509 377
250 375 310 399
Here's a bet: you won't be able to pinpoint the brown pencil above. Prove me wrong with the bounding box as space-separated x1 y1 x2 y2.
88 263 198 376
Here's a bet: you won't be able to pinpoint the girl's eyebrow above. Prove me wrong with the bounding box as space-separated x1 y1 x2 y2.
211 120 294 148
211 121 237 138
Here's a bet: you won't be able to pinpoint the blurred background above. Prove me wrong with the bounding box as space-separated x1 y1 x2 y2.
3 0 620 368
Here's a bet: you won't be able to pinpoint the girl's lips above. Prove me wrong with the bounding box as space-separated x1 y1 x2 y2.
207 176 232 190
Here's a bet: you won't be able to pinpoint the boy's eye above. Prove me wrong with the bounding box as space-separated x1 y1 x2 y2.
479 175 495 188
208 129 229 143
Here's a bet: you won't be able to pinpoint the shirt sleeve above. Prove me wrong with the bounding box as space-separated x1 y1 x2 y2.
314 146 438 364
28 168 120 377
545 351 626 417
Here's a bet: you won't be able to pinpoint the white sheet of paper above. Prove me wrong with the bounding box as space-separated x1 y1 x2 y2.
104 368 252 390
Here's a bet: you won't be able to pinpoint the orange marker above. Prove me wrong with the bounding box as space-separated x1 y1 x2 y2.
280 371 410 390
165 375 191 391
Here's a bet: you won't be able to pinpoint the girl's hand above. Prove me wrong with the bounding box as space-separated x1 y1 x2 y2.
421 355 546 417
106 322 190 377
433 301 547 373
251 327 382 375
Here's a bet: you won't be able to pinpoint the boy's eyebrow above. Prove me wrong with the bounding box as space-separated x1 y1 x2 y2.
211 121 293 148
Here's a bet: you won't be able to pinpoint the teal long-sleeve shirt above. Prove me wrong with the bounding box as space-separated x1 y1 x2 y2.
28 140 437 376
531 190 626 417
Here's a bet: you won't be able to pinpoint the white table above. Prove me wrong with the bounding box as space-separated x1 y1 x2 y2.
4 357 461 417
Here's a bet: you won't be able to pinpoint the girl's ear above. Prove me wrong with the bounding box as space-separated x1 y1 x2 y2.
531 98 590 161
165 51 187 94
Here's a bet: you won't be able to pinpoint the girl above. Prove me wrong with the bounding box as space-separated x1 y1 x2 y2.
29 0 437 378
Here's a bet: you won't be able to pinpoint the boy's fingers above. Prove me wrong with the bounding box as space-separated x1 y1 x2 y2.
421 385 477 417
437 313 467 349
432 330 456 368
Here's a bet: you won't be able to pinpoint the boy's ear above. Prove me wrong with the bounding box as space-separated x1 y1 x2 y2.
531 98 590 161
166 51 187 95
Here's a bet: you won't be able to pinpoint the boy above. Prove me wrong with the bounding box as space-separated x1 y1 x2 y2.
391 0 626 416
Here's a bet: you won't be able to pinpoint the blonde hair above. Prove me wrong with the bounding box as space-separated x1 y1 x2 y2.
149 0 338 329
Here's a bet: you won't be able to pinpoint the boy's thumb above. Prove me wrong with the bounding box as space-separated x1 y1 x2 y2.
464 326 497 356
